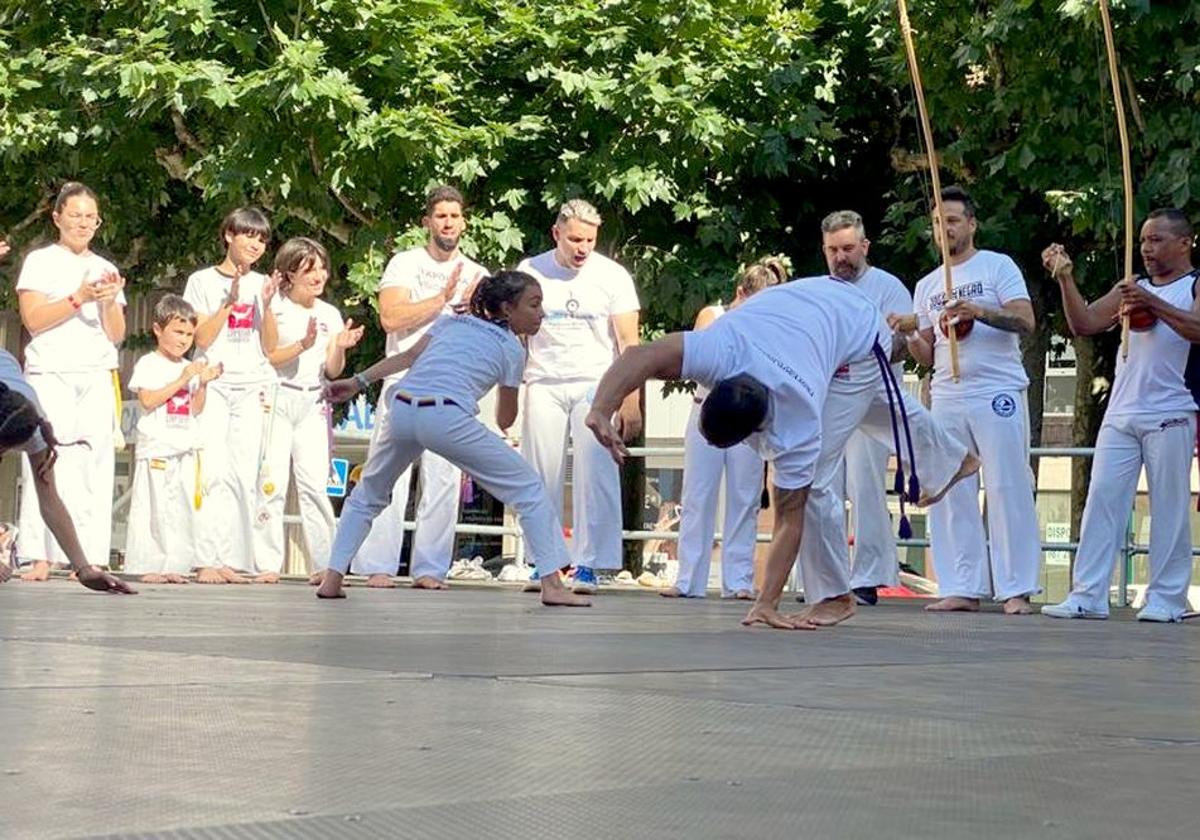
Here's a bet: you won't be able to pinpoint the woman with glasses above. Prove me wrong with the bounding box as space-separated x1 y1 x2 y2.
13 181 127 581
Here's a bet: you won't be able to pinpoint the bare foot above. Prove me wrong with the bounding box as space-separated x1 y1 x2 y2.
163 573 190 584
20 560 51 582
0 562 12 584
918 453 982 507
195 566 225 584
1003 596 1034 615
789 594 855 627
140 573 168 584
253 572 280 584
924 596 981 612
308 570 326 587
659 586 683 598
218 567 250 584
540 573 592 607
411 576 449 590
316 569 346 599
366 574 397 589
741 601 811 630
733 589 754 601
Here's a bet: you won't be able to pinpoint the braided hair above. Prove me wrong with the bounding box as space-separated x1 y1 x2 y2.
466 270 539 329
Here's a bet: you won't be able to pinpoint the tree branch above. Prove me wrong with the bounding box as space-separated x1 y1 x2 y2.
307 135 375 227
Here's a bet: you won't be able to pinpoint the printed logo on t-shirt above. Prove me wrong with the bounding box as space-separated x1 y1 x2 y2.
833 363 851 381
565 295 580 317
927 281 985 312
165 387 192 427
991 392 1016 417
227 302 255 341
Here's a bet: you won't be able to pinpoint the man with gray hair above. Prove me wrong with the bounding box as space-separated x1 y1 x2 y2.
516 199 642 594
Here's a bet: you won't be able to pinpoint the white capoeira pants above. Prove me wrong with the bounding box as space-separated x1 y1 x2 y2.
124 452 198 575
17 369 115 568
1067 412 1196 619
254 385 337 574
350 383 461 579
845 431 901 589
928 391 1042 601
522 379 623 570
329 396 570 578
195 381 269 572
674 402 760 597
796 383 967 604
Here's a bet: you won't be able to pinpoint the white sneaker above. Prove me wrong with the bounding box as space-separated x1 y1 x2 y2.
497 563 527 583
1136 604 1180 623
462 557 493 581
1042 599 1108 620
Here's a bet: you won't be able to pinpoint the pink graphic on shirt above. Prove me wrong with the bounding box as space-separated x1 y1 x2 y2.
166 388 191 417
834 363 851 381
228 302 255 330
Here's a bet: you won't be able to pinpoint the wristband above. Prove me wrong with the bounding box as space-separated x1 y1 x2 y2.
68 295 81 310
353 372 370 391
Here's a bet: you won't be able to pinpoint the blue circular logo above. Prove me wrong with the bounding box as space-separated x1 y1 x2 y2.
991 393 1016 417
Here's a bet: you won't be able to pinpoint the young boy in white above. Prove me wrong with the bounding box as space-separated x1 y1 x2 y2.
125 296 222 582
351 186 486 588
586 278 975 631
259 238 363 581
1042 210 1200 623
665 261 782 599
892 187 1042 615
316 272 589 608
183 207 279 583
518 199 641 594
15 183 127 581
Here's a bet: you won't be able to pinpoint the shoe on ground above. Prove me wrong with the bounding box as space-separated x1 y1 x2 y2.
522 568 541 593
1041 598 1108 620
1136 603 1181 623
852 586 878 606
497 563 528 583
612 570 638 587
573 566 598 595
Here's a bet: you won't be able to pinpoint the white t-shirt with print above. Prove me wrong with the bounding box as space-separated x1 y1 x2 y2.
271 296 345 388
379 247 487 359
182 266 275 386
517 249 640 384
387 314 525 417
16 244 127 373
832 266 912 391
912 250 1031 400
682 277 883 488
0 349 47 454
127 351 201 458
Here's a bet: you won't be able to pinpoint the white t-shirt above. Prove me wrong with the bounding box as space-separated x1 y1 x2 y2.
832 266 912 391
913 250 1031 400
127 351 201 458
16 244 127 373
271 296 345 388
517 249 640 383
182 266 275 386
0 349 47 454
1108 271 1200 417
682 278 883 489
379 247 487 359
387 314 525 416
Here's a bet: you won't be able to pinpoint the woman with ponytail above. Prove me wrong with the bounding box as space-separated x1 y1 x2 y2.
316 270 590 607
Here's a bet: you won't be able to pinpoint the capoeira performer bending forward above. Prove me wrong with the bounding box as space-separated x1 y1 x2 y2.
315 271 590 607
1042 209 1200 623
586 278 977 629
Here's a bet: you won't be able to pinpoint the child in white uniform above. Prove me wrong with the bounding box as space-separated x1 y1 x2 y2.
15 182 127 581
125 296 222 582
316 271 590 607
182 207 279 583
665 261 782 599
259 238 363 580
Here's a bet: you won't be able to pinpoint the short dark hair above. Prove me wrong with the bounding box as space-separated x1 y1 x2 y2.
273 236 330 291
219 207 271 249
153 294 197 328
939 185 976 218
424 185 465 217
54 181 99 214
1146 208 1194 240
0 384 39 452
699 374 769 448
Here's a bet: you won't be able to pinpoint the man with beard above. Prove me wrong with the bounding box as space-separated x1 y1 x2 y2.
343 186 487 590
890 186 1042 615
798 211 913 607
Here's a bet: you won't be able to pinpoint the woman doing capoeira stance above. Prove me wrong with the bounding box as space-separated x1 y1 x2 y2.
315 271 590 606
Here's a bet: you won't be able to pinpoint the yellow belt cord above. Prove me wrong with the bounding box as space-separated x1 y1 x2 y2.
194 451 203 510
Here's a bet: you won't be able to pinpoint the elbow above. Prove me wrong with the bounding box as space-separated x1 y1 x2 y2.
379 312 406 335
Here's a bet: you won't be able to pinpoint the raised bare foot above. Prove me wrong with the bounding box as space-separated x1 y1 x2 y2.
366 574 397 589
140 573 168 584
741 601 811 630
411 576 449 590
659 586 683 598
790 594 855 627
316 570 346 599
308 570 326 587
195 567 225 584
918 453 982 506
253 572 280 584
218 567 250 584
20 560 51 582
924 596 981 612
1003 595 1034 615
540 573 592 607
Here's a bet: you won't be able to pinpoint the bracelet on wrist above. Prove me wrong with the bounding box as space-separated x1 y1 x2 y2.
68 295 81 310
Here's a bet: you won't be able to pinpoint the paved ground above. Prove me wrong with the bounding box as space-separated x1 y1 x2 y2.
1 579 1197 839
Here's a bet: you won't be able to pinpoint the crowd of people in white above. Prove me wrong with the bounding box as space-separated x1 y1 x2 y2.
1 181 1197 627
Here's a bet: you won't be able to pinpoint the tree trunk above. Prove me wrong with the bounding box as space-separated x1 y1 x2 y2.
1069 333 1117 539
1021 303 1052 481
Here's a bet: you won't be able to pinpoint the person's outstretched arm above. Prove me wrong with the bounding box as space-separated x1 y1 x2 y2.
585 334 685 462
